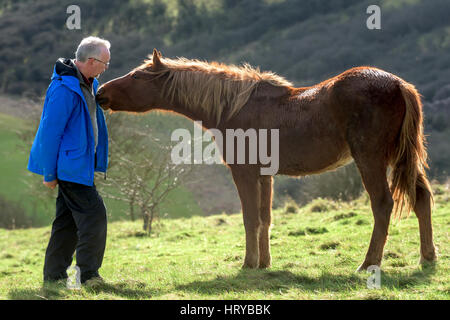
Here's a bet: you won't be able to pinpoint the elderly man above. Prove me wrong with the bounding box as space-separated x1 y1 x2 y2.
28 36 111 287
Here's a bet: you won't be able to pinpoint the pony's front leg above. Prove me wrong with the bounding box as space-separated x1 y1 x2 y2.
231 167 261 269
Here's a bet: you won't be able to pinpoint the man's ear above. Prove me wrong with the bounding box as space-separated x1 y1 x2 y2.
152 48 163 71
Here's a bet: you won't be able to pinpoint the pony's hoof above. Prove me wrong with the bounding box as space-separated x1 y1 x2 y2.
242 260 259 269
242 255 259 269
419 249 437 265
356 263 380 273
356 264 366 273
419 256 437 268
258 262 271 269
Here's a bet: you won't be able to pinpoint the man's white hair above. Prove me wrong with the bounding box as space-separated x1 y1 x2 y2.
75 36 111 62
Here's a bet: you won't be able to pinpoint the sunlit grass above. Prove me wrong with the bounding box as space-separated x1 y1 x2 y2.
1 187 448 300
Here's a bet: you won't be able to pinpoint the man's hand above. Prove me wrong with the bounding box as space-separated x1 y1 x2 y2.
43 179 58 189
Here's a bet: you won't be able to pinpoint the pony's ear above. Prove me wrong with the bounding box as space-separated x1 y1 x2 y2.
152 48 163 71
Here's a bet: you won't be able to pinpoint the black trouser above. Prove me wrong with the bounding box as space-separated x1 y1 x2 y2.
43 179 107 283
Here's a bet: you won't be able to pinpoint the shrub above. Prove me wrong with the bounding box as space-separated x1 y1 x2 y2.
0 196 34 229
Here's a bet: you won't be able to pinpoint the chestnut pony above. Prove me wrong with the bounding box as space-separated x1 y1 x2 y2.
97 49 436 271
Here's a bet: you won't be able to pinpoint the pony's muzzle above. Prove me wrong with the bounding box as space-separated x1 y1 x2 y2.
96 88 109 109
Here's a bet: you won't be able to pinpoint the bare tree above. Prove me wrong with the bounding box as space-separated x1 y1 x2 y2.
96 113 191 232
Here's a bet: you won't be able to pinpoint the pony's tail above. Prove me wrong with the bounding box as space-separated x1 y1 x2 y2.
389 81 433 219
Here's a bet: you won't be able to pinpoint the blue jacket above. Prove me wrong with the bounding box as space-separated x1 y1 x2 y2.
27 58 108 186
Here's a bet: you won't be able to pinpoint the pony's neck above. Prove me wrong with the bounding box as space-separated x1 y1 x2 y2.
156 96 218 129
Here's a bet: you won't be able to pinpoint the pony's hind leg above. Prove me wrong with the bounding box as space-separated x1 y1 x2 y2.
414 174 437 264
258 176 273 268
355 160 394 272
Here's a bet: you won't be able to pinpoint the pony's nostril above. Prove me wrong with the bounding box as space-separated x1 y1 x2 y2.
95 87 109 106
95 88 109 108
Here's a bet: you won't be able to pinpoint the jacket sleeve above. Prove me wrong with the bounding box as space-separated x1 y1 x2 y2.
39 85 75 182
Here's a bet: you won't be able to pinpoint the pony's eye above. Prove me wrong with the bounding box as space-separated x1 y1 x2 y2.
132 73 138 79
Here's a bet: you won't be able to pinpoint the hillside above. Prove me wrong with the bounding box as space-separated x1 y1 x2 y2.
0 0 449 96
0 188 448 300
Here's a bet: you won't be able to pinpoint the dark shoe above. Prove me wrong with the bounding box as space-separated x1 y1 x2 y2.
83 276 105 289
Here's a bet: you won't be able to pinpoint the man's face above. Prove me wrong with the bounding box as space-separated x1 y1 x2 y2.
89 46 110 78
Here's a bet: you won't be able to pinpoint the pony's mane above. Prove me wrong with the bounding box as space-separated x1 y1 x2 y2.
136 56 293 125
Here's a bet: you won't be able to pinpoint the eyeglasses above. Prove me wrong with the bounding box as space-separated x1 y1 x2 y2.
89 57 110 67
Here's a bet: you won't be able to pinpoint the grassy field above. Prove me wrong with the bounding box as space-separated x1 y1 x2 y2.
0 185 448 300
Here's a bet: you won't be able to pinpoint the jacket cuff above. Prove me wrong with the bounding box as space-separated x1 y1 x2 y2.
44 172 57 182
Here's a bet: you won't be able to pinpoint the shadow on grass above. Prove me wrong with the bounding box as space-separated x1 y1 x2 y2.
8 264 437 299
8 280 163 300
83 280 161 299
8 283 68 300
175 263 437 296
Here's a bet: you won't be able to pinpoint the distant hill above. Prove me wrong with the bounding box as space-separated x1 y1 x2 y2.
1 0 450 97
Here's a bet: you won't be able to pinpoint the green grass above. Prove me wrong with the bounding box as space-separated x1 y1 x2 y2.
0 113 53 225
0 187 448 300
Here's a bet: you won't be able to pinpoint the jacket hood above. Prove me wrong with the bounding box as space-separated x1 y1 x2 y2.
54 58 78 78
51 58 99 93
